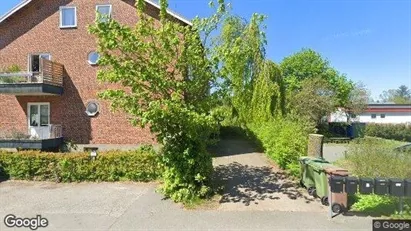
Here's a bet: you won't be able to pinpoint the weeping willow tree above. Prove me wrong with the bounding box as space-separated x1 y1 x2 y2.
250 60 285 123
210 13 285 125
210 14 264 124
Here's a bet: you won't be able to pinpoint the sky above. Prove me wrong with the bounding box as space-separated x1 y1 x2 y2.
1 0 410 100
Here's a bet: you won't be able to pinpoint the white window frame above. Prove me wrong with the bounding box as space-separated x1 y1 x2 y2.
60 6 77 28
27 102 51 128
27 53 51 73
96 4 112 22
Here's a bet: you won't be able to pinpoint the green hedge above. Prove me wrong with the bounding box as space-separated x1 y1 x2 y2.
365 123 411 142
248 118 315 176
0 148 162 182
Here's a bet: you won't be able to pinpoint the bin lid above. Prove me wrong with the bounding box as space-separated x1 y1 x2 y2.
299 156 317 163
389 178 403 183
307 158 332 171
324 166 350 176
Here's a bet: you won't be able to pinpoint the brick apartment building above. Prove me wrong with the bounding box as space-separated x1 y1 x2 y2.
0 0 191 150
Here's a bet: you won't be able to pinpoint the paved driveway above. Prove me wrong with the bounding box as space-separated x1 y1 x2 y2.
323 143 348 163
0 139 372 230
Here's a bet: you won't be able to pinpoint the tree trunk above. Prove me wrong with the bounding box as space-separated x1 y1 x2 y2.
307 134 324 158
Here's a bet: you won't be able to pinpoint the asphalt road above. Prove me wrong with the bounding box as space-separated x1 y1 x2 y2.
0 181 373 231
0 140 372 231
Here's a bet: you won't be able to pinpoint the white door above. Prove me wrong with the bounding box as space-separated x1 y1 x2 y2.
28 103 50 139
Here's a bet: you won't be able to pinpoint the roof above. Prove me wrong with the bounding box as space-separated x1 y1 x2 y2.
368 104 411 109
0 0 192 26
365 104 411 113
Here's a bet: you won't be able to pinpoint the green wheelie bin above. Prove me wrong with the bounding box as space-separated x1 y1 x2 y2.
306 158 334 205
299 156 318 196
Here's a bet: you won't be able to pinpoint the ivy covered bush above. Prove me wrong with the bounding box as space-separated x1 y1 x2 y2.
0 148 162 182
365 123 411 142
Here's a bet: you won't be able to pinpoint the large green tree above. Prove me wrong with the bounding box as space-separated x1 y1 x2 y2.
280 48 354 107
210 14 267 124
89 0 220 202
379 85 411 104
288 77 337 125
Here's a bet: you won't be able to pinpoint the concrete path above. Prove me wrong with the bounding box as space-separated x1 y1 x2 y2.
211 139 326 212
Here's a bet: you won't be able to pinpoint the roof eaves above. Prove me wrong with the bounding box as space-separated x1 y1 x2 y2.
0 0 32 24
144 0 192 26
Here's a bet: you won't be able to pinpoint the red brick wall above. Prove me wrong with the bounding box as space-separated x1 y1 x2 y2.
0 0 164 145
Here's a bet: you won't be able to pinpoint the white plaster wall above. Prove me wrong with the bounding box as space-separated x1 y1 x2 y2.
358 112 411 124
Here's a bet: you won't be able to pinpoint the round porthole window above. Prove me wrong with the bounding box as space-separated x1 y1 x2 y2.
88 51 100 65
85 101 99 117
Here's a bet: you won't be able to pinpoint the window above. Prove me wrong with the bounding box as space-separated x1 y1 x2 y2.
60 6 77 28
86 101 100 117
96 5 112 22
381 114 386 118
29 54 51 73
88 52 100 65
371 114 376 119
40 104 50 126
29 103 49 127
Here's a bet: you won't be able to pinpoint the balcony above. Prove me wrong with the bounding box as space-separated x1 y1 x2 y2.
0 59 64 95
0 124 63 150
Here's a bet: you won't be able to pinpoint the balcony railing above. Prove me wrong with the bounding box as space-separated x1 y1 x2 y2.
31 124 63 140
49 124 63 139
0 59 64 87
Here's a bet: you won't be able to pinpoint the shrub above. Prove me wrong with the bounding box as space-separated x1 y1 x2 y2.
352 194 411 218
365 123 411 142
339 137 411 178
0 148 162 182
336 137 411 218
248 117 315 176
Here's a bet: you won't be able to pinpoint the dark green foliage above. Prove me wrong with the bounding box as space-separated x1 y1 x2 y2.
0 149 162 182
365 124 411 142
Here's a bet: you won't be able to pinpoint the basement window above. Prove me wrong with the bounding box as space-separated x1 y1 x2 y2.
381 114 386 118
371 114 376 119
60 6 77 28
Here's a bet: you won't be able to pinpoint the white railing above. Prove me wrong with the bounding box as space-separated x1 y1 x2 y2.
49 124 63 139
